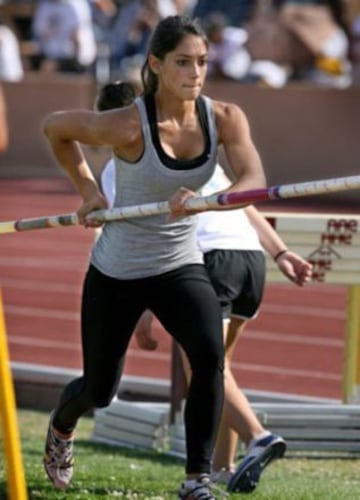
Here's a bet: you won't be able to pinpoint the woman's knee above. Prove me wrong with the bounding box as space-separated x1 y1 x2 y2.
191 343 225 377
91 386 118 408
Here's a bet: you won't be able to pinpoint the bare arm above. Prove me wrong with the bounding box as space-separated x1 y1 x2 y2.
133 310 158 351
216 101 266 196
245 205 288 258
245 205 313 286
43 107 137 225
168 102 266 219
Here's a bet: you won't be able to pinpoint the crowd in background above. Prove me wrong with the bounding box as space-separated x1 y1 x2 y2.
0 0 360 88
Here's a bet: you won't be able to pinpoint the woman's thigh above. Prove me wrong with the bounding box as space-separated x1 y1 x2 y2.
149 264 224 369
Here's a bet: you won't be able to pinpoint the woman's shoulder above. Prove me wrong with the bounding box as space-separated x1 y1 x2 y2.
210 98 245 117
105 102 144 158
209 98 248 135
102 102 142 140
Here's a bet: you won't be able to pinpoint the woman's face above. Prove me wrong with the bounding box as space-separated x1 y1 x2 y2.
151 34 208 100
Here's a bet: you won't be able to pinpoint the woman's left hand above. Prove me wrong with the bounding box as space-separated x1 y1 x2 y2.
276 250 313 286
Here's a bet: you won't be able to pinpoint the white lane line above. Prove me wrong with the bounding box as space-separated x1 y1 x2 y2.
4 305 79 320
1 290 344 321
231 361 341 381
0 257 87 270
9 336 80 350
259 303 345 319
0 278 80 293
3 306 344 347
245 329 343 347
0 239 92 254
8 336 170 361
9 334 338 380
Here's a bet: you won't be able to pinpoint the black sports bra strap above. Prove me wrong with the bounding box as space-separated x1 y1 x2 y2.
144 93 211 170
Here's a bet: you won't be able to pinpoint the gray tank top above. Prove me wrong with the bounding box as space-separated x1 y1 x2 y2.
91 94 218 279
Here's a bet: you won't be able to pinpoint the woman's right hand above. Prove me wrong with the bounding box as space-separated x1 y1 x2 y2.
77 191 109 228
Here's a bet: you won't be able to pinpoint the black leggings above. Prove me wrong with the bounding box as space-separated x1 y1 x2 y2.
53 263 225 474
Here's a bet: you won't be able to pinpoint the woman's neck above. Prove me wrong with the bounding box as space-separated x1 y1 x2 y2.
154 92 196 125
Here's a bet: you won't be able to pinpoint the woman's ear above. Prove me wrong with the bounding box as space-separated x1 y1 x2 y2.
148 54 161 74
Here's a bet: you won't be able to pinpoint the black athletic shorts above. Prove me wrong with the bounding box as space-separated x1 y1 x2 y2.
203 249 266 320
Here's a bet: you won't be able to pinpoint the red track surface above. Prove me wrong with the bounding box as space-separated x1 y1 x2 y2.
0 179 349 400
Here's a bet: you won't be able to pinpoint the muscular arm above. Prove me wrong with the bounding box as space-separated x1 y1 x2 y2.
216 101 266 196
168 104 266 219
43 106 139 223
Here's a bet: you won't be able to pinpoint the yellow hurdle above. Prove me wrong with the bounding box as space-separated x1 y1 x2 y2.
343 285 360 402
0 288 28 499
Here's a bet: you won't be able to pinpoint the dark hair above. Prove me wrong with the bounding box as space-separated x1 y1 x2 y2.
96 81 139 111
141 15 208 95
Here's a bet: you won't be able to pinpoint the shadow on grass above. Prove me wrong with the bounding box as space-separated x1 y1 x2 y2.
77 438 184 467
2 438 184 499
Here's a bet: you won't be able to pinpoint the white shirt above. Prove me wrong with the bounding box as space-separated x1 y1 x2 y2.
0 25 24 82
196 165 263 252
33 0 96 65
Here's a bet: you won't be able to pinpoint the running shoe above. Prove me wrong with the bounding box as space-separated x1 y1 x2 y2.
210 467 234 485
227 433 286 493
43 415 74 490
178 473 228 499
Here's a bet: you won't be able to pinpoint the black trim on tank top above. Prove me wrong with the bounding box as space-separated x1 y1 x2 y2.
144 93 211 170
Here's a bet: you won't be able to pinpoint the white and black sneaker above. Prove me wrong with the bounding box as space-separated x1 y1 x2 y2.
227 433 286 493
43 414 74 490
210 467 234 486
178 473 228 499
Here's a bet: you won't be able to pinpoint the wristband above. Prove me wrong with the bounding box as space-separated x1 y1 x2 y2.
274 249 288 262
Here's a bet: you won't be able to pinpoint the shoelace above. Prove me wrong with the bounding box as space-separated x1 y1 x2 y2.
47 430 73 468
181 475 228 499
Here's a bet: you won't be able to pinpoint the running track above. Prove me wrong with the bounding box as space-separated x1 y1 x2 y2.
0 178 352 401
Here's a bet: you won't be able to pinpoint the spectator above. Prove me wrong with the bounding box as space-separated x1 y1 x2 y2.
105 1 158 76
68 0 97 69
193 0 254 27
89 0 118 44
32 0 97 73
348 6 360 83
243 0 310 87
279 0 353 87
201 7 296 87
0 18 24 81
201 12 251 81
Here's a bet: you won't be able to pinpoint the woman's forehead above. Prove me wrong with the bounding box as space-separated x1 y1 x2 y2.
171 34 208 56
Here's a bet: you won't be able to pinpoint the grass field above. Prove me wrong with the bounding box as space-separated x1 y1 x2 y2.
1 409 360 499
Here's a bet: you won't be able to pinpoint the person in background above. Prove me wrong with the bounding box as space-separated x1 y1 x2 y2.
201 12 252 82
0 17 24 82
193 0 254 27
41 15 266 499
279 0 352 87
32 0 96 73
129 166 312 494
